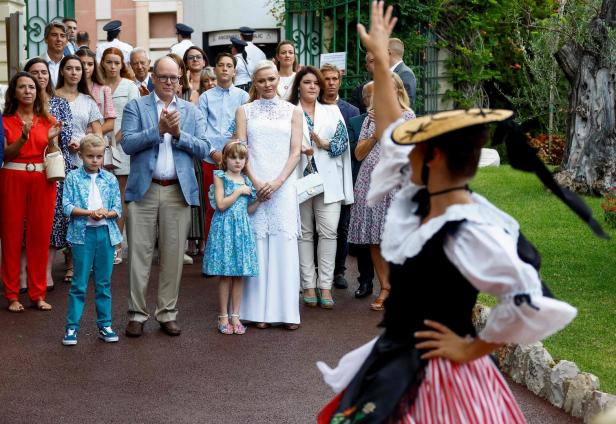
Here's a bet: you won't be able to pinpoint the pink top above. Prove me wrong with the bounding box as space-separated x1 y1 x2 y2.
91 83 116 119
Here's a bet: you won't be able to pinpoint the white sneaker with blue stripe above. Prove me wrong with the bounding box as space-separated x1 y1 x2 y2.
98 326 119 343
62 328 78 346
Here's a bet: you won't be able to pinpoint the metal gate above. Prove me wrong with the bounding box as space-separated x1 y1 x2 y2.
285 0 364 97
284 0 442 114
25 0 74 58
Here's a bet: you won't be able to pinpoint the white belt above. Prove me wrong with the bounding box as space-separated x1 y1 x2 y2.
2 162 45 172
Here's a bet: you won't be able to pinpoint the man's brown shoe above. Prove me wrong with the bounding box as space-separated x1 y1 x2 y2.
125 320 144 337
159 320 181 336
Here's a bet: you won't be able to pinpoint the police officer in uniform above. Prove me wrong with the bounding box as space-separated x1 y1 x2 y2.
230 37 252 92
170 23 194 58
239 26 266 76
96 20 133 65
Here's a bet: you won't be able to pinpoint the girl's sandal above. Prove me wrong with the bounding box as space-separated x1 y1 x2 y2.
8 300 24 313
369 288 390 312
230 314 246 335
255 322 270 329
217 315 233 335
34 299 52 311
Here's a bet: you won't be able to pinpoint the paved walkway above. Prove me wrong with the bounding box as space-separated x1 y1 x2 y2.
0 256 580 423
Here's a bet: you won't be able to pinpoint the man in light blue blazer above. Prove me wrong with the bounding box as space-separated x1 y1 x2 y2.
121 56 210 338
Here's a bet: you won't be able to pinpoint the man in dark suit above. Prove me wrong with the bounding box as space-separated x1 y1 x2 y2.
76 31 90 50
389 38 416 107
349 51 375 115
347 81 375 298
320 63 359 290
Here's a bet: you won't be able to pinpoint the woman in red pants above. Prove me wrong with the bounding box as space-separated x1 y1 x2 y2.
1 71 62 312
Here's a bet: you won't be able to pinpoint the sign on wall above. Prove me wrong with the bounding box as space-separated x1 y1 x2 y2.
208 29 279 47
319 52 347 75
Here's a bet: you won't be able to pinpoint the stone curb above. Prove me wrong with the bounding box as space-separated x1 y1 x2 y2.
472 304 616 423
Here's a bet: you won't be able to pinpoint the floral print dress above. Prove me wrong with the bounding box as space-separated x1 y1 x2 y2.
49 96 74 248
203 171 258 277
348 110 415 245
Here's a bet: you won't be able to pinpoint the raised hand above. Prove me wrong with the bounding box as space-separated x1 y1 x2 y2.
69 138 80 152
138 84 150 96
166 110 181 138
159 109 172 136
48 121 63 142
22 120 33 138
357 1 398 59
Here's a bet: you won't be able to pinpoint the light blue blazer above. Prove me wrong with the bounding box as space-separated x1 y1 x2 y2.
121 92 210 206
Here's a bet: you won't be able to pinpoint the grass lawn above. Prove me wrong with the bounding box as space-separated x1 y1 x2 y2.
471 165 616 394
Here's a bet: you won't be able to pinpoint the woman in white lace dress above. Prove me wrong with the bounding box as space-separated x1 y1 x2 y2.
235 61 303 329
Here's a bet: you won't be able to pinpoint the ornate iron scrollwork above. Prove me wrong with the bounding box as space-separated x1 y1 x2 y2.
25 0 66 57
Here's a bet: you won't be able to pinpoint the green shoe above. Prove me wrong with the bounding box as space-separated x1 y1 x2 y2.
303 296 318 307
319 297 335 309
316 289 334 309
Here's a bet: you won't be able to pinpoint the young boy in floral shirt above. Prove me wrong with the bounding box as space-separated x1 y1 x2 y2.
61 134 122 345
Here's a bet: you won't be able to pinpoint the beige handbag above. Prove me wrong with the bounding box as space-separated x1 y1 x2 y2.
103 145 121 170
44 146 65 182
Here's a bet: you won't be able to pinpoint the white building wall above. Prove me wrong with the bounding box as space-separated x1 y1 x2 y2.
183 0 278 35
182 0 282 51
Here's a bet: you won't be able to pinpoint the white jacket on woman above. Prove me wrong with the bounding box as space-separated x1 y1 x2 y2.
297 100 354 205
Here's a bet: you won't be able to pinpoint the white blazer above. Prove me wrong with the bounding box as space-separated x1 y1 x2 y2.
298 101 354 205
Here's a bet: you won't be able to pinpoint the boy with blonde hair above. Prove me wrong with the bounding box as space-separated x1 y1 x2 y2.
61 135 122 345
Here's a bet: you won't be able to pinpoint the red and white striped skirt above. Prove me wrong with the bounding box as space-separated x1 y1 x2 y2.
391 356 526 424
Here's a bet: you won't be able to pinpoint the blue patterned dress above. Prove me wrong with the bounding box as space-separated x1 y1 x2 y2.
49 96 74 248
203 171 259 277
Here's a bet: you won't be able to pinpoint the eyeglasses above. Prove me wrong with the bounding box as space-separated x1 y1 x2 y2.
155 75 180 83
187 55 203 61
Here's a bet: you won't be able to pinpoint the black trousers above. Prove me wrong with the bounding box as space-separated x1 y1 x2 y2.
334 204 374 285
334 204 351 277
354 244 374 285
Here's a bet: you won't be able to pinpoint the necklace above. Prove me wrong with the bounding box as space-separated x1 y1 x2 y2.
428 185 470 197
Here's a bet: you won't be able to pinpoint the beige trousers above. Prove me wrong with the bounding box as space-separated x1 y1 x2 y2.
298 194 341 290
126 183 191 323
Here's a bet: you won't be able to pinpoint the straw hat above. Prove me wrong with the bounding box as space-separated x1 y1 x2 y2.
392 108 513 145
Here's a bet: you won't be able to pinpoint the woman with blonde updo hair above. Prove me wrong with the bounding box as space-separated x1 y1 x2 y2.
348 72 415 311
236 60 304 329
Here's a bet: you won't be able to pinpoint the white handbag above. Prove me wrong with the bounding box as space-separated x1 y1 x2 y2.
43 146 65 182
296 158 324 203
103 145 121 170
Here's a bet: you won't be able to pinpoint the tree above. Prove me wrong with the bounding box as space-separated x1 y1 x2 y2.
554 0 616 194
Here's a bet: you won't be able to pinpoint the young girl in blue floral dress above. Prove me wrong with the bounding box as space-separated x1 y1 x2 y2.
203 141 260 335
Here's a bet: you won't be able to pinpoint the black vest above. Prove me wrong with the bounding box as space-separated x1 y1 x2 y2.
332 217 546 424
381 220 478 341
